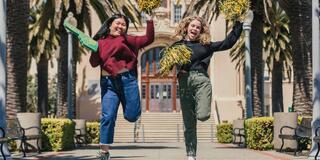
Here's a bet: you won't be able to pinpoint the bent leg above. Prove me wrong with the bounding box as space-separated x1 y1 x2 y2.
193 73 212 122
120 72 141 122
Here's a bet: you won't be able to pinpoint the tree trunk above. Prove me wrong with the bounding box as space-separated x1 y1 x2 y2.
6 0 29 118
57 31 68 118
272 60 284 113
278 0 313 116
37 54 48 117
250 11 264 117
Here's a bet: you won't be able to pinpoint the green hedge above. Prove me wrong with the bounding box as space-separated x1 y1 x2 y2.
41 118 75 151
87 122 100 144
216 123 233 143
245 117 274 150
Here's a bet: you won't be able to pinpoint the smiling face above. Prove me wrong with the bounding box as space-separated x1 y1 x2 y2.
186 19 202 41
109 18 127 36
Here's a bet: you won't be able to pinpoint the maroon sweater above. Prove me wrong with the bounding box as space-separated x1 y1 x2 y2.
89 20 154 76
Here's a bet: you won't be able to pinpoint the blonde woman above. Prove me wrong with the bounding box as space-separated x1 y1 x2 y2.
173 16 242 160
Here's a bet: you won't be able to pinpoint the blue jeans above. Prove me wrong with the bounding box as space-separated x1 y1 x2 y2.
99 70 141 144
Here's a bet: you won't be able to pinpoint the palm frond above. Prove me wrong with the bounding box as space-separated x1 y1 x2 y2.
183 0 220 23
263 1 292 79
89 0 109 23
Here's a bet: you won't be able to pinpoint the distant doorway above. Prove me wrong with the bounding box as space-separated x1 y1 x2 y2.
140 47 180 112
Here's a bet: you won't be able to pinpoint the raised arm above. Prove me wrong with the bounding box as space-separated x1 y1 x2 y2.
210 21 243 52
126 14 155 51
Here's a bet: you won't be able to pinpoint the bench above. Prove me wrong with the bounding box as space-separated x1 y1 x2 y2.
232 119 245 146
0 127 7 159
73 119 88 147
5 118 42 157
313 125 320 159
278 117 312 156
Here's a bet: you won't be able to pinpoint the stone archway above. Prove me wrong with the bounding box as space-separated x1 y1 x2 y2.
138 33 180 112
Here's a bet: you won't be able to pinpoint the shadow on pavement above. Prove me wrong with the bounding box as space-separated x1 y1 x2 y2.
111 145 179 150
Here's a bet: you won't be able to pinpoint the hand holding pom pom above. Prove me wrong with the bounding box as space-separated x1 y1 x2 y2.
137 0 162 14
219 0 251 21
159 44 192 76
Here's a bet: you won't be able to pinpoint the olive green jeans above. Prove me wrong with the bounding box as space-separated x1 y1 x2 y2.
178 70 212 157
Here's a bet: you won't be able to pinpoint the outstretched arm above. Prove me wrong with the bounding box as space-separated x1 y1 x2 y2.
126 13 155 51
63 20 98 52
210 21 243 52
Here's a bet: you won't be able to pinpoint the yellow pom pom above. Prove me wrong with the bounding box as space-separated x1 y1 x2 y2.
137 0 162 13
159 44 192 76
219 0 251 21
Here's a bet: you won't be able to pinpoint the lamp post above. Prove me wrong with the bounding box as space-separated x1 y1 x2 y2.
309 0 320 158
65 12 77 119
243 10 254 118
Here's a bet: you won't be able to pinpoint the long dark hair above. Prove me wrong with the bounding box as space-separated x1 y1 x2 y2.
93 14 130 41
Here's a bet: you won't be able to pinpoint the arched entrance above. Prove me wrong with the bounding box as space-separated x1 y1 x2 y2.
140 47 180 112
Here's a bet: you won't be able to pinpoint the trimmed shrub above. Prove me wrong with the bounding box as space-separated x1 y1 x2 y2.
245 117 274 150
87 122 100 144
216 123 233 143
41 118 75 151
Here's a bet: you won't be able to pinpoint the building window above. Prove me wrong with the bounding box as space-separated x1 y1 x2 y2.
141 53 147 74
176 84 180 98
142 84 146 99
167 85 171 99
155 85 160 99
174 5 182 23
151 85 154 99
140 47 165 76
163 85 167 99
148 51 153 75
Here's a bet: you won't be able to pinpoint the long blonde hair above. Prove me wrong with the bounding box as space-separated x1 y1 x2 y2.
173 16 211 45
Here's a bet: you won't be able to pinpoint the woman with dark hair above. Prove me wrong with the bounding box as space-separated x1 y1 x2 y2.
172 16 243 160
89 13 154 160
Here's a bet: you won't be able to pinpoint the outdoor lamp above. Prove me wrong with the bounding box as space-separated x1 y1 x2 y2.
243 10 254 30
66 12 77 119
243 9 254 118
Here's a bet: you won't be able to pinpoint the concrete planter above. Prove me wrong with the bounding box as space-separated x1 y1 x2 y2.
273 112 298 150
17 112 42 151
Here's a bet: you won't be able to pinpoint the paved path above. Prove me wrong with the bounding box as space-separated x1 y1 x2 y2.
10 142 309 160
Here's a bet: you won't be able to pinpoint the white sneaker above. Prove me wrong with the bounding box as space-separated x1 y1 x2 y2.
97 151 110 160
187 156 196 160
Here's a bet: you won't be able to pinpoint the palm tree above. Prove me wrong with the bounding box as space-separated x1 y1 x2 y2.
29 1 60 116
249 0 264 117
6 0 29 118
263 1 292 113
277 0 313 116
184 0 265 117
